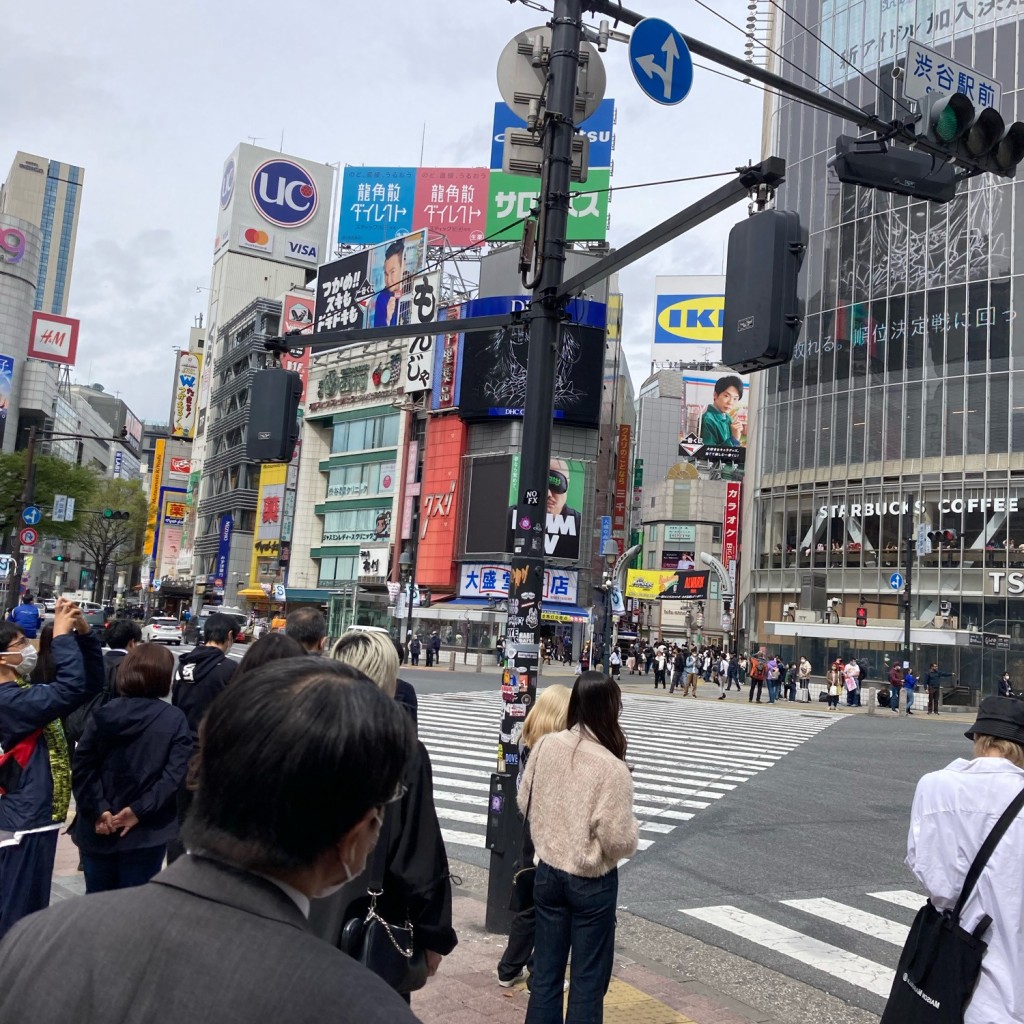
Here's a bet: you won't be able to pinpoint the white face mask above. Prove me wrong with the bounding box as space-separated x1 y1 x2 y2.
3 645 37 677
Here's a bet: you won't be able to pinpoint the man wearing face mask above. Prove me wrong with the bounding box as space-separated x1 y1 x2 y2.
0 658 419 1023
0 598 103 938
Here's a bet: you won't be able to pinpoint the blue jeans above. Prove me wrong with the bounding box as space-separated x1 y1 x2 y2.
766 680 777 702
82 846 166 893
526 862 618 1024
904 688 914 711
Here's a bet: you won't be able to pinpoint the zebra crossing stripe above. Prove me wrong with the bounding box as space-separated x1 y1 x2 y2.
780 897 911 945
441 829 486 848
680 905 894 997
867 889 926 910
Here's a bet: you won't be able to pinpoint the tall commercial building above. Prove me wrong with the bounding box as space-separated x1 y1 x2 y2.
743 0 1024 690
0 151 84 315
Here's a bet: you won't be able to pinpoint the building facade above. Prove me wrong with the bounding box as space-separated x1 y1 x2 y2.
743 0 1024 689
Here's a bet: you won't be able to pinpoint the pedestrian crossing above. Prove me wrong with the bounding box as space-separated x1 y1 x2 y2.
680 888 926 1002
417 690 839 859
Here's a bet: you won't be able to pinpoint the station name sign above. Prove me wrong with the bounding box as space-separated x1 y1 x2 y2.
819 495 1021 519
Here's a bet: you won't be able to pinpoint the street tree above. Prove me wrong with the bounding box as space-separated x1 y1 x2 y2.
0 450 99 545
73 479 149 603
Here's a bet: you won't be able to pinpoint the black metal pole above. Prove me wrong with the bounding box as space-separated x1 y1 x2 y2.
485 0 582 933
904 534 914 666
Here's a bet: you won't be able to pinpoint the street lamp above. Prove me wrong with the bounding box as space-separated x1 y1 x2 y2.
398 549 413 657
600 539 618 673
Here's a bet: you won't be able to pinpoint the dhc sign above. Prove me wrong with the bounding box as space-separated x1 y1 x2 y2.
251 159 318 228
654 294 726 346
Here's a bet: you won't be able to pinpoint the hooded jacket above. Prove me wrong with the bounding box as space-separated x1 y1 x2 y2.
71 697 191 853
171 645 235 743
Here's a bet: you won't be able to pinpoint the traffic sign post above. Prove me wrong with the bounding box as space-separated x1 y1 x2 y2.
21 505 42 527
18 527 38 548
628 18 693 105
889 572 904 590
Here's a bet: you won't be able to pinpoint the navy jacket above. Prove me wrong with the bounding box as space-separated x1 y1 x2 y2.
0 632 103 832
72 697 191 853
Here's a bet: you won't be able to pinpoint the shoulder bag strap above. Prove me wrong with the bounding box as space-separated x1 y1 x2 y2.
366 801 396 893
953 784 1024 919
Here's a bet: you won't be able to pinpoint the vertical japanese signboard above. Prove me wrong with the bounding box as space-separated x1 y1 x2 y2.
171 351 202 438
613 424 631 535
723 482 741 595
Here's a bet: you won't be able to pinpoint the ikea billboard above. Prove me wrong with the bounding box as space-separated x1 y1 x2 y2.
651 275 725 364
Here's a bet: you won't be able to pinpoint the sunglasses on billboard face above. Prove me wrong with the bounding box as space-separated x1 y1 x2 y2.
548 471 569 494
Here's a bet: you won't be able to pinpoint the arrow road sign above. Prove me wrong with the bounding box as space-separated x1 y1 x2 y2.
889 572 904 590
629 17 693 105
21 505 42 526
19 527 38 547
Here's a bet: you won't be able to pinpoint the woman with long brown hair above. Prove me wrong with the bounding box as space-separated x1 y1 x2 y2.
517 672 638 1023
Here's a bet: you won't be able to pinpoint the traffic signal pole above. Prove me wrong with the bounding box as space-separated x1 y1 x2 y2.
484 0 583 933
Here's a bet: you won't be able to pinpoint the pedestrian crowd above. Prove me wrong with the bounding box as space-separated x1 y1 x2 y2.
1 595 1021 1023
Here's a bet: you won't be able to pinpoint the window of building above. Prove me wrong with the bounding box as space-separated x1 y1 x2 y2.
322 507 392 542
331 414 399 454
318 556 359 586
325 460 395 499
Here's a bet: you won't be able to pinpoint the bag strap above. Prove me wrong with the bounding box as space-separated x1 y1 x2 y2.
953 784 1024 919
366 802 396 893
518 735 546 864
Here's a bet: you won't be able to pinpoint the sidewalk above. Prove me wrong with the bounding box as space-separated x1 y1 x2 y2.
411 889 773 1024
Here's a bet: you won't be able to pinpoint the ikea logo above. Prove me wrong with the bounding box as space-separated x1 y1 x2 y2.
654 294 725 345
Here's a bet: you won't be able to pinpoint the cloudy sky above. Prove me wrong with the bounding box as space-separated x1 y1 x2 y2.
4 0 766 422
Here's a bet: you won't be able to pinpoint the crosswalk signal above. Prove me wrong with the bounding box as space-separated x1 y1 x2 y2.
102 509 130 520
856 606 868 627
722 209 807 374
919 91 1024 177
246 368 302 463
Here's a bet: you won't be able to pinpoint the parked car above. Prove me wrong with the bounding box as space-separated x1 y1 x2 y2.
42 598 56 613
142 616 184 645
182 611 247 646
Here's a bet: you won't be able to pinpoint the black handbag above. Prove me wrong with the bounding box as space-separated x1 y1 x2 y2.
338 809 428 995
509 741 539 914
880 785 1024 1023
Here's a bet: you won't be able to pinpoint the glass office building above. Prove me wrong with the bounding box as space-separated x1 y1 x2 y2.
746 0 1024 688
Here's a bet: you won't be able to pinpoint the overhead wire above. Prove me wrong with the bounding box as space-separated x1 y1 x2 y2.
686 0 871 114
762 0 914 116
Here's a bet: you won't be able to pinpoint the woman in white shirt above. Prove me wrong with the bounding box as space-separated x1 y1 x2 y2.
902 696 1024 1024
518 672 638 1024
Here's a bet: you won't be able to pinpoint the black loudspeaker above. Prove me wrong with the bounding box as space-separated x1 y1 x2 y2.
245 369 302 463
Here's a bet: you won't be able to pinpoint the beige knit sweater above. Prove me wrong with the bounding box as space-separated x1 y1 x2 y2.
518 727 638 877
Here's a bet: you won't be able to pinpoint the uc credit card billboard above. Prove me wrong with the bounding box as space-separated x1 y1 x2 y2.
651 275 725 364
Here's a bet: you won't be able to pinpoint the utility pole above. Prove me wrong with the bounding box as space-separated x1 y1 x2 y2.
484 0 584 932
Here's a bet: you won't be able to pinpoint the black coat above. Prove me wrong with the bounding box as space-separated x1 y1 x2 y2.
171 645 235 743
71 697 192 853
308 740 456 957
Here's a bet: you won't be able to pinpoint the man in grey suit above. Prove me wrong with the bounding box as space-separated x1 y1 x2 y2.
0 658 421 1023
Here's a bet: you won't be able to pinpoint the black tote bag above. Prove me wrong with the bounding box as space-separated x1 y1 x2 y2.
880 786 1024 1023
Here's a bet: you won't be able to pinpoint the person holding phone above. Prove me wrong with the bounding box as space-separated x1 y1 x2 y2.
0 598 103 937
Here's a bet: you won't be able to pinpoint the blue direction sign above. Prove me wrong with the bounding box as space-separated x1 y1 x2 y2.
889 572 905 590
21 505 42 526
628 17 694 105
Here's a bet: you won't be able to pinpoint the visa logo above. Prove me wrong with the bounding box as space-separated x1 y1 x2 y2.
655 294 726 344
287 240 318 262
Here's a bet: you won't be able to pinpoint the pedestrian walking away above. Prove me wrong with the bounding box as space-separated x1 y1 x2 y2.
748 653 766 702
519 672 638 1024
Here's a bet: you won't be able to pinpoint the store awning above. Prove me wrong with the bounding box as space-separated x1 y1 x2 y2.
237 587 269 600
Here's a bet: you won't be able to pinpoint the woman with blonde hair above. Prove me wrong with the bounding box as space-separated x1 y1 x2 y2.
308 628 456 997
497 684 571 989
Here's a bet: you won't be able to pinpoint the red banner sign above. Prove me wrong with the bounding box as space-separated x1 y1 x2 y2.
613 424 631 533
723 481 741 592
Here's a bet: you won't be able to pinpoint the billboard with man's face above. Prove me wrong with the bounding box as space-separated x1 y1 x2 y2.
508 455 586 562
677 370 750 477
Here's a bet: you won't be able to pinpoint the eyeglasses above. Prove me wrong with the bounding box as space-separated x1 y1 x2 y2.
548 470 569 495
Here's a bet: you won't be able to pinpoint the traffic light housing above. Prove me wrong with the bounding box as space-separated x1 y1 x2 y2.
54 554 66 562
831 135 957 203
856 606 868 627
722 209 807 373
246 369 302 463
918 90 1024 177
102 509 130 520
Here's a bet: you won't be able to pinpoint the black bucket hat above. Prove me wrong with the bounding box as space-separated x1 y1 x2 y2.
964 695 1024 745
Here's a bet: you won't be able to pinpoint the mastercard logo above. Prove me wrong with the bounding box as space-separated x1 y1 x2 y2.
244 228 270 245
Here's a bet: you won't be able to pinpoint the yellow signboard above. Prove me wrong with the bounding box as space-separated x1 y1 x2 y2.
624 569 681 600
144 438 166 559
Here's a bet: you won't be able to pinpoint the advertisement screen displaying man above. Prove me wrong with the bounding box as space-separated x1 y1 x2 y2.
546 459 582 560
699 375 744 448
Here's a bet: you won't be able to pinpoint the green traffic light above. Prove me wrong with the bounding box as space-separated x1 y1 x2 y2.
103 508 113 518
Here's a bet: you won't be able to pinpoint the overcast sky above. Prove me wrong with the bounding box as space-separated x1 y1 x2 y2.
4 0 765 422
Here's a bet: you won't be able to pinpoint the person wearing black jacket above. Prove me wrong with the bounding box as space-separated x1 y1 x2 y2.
71 644 191 891
923 662 951 714
168 613 236 862
314 629 456 993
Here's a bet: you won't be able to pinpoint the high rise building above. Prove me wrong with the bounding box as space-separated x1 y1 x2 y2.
743 0 1024 689
0 151 84 315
